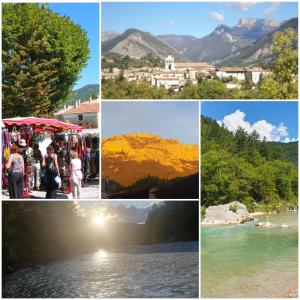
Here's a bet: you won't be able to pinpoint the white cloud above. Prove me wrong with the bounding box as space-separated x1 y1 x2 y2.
209 11 225 21
229 2 257 11
217 110 252 133
263 3 281 15
218 110 292 142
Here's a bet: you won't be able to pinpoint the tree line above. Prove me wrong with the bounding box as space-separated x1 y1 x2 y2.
102 54 164 70
201 116 298 213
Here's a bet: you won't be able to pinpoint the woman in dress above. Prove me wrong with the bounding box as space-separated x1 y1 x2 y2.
6 144 25 199
70 150 82 199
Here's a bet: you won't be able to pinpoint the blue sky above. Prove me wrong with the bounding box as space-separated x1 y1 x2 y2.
49 3 99 90
102 101 199 144
102 2 297 37
202 101 298 142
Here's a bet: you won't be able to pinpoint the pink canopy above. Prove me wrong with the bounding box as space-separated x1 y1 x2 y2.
2 117 82 132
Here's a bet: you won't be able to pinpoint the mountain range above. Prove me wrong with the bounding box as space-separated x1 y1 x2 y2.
102 17 297 66
101 133 199 187
102 28 183 60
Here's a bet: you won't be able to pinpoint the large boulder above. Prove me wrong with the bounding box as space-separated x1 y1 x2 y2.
202 201 253 225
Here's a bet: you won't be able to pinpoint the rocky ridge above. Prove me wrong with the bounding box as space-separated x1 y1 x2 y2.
102 133 199 186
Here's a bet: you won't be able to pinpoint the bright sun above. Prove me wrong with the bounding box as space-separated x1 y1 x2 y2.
93 214 106 226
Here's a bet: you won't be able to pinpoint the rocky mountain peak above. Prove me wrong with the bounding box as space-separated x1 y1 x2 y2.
101 30 120 42
214 24 231 34
237 18 257 26
102 133 198 186
237 18 279 28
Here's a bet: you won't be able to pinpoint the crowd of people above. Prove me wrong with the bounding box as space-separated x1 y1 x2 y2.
5 138 88 199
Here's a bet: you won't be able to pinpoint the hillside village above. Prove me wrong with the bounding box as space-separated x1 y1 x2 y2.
102 55 270 92
101 17 297 94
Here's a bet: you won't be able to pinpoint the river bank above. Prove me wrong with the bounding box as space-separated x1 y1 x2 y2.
201 213 298 298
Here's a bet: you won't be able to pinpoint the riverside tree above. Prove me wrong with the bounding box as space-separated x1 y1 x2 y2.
2 3 89 118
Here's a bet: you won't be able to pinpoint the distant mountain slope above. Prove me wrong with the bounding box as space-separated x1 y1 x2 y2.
67 84 99 106
102 30 119 42
102 133 199 187
269 141 298 165
230 18 279 41
157 34 196 52
183 24 250 63
183 18 279 63
219 17 298 67
102 28 183 60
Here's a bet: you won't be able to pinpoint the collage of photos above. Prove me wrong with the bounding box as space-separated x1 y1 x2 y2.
1 1 299 299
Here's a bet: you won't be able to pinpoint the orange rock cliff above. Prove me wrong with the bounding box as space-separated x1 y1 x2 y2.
102 133 199 187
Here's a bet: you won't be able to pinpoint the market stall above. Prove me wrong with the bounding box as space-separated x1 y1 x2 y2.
2 117 98 198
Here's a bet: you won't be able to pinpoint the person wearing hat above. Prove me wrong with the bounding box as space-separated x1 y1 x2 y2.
5 144 25 199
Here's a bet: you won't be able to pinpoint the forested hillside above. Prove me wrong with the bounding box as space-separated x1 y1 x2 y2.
201 116 298 212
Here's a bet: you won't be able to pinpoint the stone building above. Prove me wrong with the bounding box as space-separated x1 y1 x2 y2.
55 98 99 129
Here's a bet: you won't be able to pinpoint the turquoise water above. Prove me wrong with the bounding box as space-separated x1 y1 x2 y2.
201 213 298 298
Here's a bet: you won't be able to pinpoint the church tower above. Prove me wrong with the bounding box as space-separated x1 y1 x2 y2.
165 55 175 71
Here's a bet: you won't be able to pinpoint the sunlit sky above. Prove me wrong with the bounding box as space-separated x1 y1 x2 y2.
49 3 99 90
102 2 297 37
102 102 199 144
79 201 158 224
202 101 298 143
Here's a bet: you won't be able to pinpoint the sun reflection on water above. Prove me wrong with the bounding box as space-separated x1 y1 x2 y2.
95 249 109 259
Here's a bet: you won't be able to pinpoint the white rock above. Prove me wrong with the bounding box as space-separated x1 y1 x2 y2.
202 201 253 225
280 224 289 228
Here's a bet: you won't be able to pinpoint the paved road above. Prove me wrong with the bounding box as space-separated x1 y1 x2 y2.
2 179 100 200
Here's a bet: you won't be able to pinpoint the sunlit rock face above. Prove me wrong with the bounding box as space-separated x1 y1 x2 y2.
102 133 199 187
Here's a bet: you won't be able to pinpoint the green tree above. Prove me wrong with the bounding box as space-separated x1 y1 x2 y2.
2 3 90 118
197 80 229 99
258 28 298 99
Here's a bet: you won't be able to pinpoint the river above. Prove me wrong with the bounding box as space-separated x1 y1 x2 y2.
3 241 198 298
201 213 298 298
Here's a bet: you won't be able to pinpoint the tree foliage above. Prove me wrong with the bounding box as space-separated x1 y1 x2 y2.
201 116 298 212
257 28 298 99
146 201 198 243
102 54 164 69
2 3 90 118
102 78 169 99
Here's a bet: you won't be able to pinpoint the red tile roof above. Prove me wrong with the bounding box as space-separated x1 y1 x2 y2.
56 101 99 115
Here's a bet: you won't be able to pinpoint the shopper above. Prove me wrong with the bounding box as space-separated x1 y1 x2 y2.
70 151 82 199
6 144 25 199
42 145 60 199
33 144 43 190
